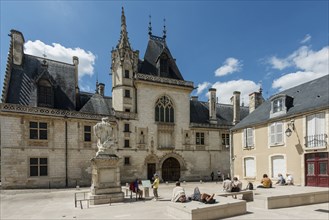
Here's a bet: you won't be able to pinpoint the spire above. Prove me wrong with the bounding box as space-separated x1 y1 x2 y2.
117 7 131 49
163 18 167 39
148 15 152 36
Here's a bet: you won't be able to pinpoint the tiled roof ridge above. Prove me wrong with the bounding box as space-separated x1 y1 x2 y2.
25 54 75 66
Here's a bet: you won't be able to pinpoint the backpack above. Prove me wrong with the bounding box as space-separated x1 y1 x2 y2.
129 182 135 192
246 182 254 190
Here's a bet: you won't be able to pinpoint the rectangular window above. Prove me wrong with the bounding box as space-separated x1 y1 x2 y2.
124 70 130 78
29 122 48 140
273 99 283 113
243 128 253 148
30 158 48 176
244 157 256 178
125 108 131 112
222 133 230 146
307 113 326 148
124 157 130 165
38 86 52 107
84 126 91 142
124 139 130 148
269 122 283 145
196 132 205 145
124 124 130 132
124 89 130 98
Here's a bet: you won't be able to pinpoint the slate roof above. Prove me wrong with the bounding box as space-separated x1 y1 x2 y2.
232 74 329 130
79 92 113 115
190 100 249 126
4 54 77 110
139 35 184 80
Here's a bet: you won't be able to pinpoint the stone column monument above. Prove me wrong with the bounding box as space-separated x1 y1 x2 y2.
89 117 124 205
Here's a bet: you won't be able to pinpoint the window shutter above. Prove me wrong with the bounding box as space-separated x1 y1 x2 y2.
276 122 283 143
270 124 275 145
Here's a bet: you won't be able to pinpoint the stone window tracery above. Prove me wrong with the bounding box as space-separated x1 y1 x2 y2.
155 96 174 123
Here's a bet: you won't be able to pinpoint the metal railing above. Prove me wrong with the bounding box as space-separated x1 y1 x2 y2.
305 134 327 148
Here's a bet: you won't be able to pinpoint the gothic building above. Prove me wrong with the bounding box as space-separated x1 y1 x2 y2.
0 8 248 188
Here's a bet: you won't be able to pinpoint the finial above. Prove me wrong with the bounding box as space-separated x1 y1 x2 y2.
148 15 152 36
258 80 263 94
163 18 167 39
121 7 126 25
95 72 99 93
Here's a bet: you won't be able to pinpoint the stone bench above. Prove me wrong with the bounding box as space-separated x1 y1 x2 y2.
217 190 254 201
167 196 246 220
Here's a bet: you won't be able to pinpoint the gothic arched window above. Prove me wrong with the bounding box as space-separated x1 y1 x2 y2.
37 79 53 107
155 96 174 123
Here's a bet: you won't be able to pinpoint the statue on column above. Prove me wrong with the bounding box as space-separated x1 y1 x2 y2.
93 117 117 156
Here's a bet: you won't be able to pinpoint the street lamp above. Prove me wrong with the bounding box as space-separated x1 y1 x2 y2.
285 120 295 137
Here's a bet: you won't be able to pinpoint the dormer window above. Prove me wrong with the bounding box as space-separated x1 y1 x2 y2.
37 79 53 107
270 94 293 118
159 53 169 75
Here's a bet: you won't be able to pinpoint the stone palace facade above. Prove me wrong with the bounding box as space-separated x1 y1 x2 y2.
0 8 249 188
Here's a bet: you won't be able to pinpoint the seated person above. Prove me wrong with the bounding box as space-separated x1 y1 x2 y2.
133 178 143 199
286 173 294 185
171 181 187 203
231 177 242 192
188 187 215 204
257 174 272 188
275 173 286 185
223 177 232 192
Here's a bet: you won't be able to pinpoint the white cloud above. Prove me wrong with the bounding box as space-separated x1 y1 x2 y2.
196 82 211 95
214 57 242 77
300 34 311 44
24 40 96 79
212 79 260 105
272 71 324 91
268 56 290 70
268 46 329 91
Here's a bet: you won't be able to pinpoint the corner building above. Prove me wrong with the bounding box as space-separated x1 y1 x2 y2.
0 8 248 188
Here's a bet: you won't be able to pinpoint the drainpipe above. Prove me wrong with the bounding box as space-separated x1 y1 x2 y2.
64 116 68 187
229 129 234 179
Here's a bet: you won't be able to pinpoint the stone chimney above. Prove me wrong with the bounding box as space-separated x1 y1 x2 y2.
11 30 25 66
233 91 241 125
191 96 198 101
249 90 264 113
98 83 105 96
209 88 217 124
73 56 80 108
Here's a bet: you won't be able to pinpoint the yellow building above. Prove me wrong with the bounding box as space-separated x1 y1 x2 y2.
231 75 329 187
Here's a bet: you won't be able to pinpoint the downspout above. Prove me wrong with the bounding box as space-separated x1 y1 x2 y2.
229 129 234 179
65 116 68 187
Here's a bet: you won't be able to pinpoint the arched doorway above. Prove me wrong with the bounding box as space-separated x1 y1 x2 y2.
162 157 180 182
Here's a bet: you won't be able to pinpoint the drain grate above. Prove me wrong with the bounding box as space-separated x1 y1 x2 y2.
315 209 329 213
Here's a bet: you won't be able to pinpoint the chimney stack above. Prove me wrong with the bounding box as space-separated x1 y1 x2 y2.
249 90 264 113
233 91 241 125
98 83 105 96
209 88 217 124
11 30 25 66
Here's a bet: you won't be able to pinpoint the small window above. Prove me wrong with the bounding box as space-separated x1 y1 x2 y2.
124 123 130 132
124 139 130 148
243 128 253 148
125 108 131 112
124 70 130 78
30 158 48 176
222 133 230 146
84 126 91 142
29 122 48 140
273 99 283 113
196 132 205 145
124 157 130 165
269 122 283 146
38 79 53 107
124 89 130 98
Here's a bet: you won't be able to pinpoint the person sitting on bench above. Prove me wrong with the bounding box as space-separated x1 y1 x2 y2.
171 181 187 203
188 187 215 204
257 174 272 188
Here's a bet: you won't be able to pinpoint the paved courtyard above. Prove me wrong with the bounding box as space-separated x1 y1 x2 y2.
1 181 328 219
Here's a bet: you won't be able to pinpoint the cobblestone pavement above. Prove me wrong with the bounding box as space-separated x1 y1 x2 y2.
1 182 328 220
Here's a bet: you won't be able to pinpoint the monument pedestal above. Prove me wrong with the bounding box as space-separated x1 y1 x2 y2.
89 154 124 205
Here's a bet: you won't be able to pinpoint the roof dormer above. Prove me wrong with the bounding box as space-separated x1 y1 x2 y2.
269 94 293 118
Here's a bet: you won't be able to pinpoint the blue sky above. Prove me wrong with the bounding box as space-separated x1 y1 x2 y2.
1 1 328 105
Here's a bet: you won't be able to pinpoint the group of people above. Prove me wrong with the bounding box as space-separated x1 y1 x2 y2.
171 181 215 203
134 172 294 202
257 173 294 188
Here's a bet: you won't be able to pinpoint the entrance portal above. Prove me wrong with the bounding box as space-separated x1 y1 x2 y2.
305 152 329 187
162 157 180 182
